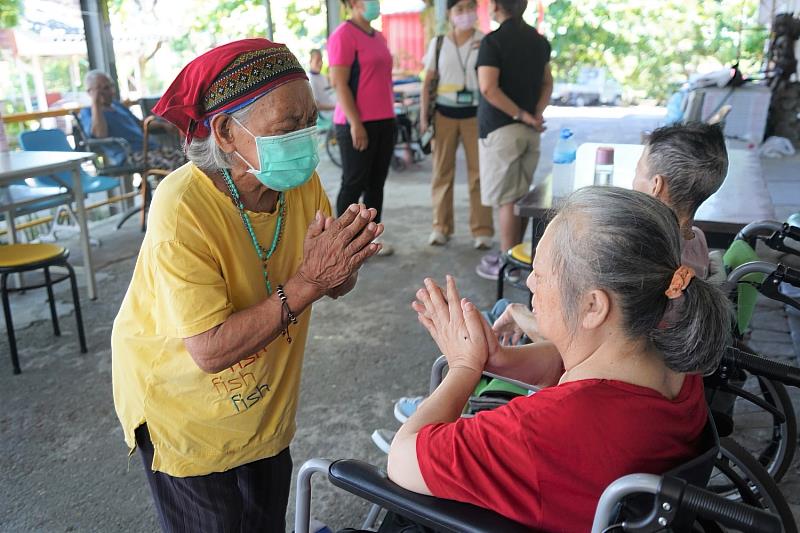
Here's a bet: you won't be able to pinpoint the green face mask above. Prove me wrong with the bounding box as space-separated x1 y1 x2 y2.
232 118 319 192
362 0 381 21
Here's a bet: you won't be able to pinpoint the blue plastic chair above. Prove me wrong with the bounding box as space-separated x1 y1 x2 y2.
18 129 121 196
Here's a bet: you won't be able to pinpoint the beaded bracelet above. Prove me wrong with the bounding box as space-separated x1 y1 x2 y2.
276 285 298 343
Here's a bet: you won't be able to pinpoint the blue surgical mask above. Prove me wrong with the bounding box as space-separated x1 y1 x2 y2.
362 0 381 21
233 118 319 192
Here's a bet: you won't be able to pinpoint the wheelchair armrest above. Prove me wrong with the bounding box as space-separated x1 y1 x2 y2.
328 459 531 533
593 474 781 533
430 355 540 395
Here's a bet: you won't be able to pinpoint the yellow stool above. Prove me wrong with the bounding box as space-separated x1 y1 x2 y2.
496 243 534 301
0 243 87 374
509 243 532 263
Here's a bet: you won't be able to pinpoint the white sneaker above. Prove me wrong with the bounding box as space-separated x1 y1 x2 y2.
371 428 396 454
473 236 492 250
428 230 448 246
374 237 395 257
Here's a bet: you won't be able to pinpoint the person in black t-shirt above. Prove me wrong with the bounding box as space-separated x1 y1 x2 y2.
474 0 553 281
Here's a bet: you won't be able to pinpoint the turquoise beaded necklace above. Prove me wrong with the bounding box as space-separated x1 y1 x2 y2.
220 168 285 296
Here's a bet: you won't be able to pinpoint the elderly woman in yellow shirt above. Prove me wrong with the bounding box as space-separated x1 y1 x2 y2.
111 39 382 532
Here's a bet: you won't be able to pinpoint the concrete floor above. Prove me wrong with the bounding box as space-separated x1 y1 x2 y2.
1 107 798 532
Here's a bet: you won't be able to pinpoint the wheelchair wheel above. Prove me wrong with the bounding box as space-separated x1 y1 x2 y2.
708 367 797 483
325 129 342 168
707 438 798 533
731 375 797 482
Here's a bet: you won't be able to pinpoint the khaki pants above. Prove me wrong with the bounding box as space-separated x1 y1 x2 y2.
479 123 541 207
431 112 494 237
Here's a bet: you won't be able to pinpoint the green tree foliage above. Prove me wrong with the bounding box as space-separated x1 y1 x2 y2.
0 0 21 29
546 0 769 101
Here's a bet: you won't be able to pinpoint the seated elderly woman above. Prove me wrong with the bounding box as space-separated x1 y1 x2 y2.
111 39 383 532
81 70 185 169
388 186 732 531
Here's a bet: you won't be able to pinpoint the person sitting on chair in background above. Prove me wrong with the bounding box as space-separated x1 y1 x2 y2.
309 49 337 124
80 70 185 170
388 186 732 532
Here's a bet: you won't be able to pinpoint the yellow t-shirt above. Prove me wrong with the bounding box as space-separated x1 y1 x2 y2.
111 162 332 477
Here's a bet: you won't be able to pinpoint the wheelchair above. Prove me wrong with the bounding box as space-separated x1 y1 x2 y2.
703 220 800 483
295 358 792 533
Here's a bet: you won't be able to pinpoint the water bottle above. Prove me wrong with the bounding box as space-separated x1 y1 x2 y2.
594 147 615 186
551 128 577 198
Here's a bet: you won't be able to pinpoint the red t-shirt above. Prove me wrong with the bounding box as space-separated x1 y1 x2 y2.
328 21 395 125
417 374 707 532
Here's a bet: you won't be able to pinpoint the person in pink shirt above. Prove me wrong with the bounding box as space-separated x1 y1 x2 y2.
329 0 396 256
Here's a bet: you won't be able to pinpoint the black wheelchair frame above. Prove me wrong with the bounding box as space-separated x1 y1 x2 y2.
295 357 790 533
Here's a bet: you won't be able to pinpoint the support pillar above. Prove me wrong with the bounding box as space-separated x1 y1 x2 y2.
434 0 448 33
80 0 119 90
264 0 274 40
326 0 341 36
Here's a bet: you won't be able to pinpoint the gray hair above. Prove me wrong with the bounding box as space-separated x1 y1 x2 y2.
84 69 109 88
549 186 732 374
185 104 257 171
645 122 728 222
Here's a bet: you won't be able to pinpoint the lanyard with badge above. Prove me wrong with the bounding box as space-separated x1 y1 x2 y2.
453 34 476 106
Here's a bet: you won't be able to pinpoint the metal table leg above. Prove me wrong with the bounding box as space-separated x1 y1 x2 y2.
71 166 97 300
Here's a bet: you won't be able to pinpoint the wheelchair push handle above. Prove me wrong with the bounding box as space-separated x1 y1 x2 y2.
740 262 799 289
736 220 800 257
786 223 800 243
737 220 785 242
784 264 800 287
679 482 783 533
727 261 780 285
723 346 800 389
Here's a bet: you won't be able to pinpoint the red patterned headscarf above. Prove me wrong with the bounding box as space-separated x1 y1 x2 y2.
152 38 308 144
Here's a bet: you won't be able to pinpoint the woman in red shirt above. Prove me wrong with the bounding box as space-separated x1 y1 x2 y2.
388 186 732 531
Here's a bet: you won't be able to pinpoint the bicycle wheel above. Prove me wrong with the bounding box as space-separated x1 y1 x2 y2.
707 437 797 533
326 129 342 168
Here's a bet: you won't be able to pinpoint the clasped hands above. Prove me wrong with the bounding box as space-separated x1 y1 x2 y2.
412 276 500 375
297 203 382 298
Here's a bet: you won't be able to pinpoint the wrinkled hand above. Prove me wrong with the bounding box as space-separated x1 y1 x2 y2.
492 304 526 346
350 122 369 151
411 276 488 374
297 204 382 297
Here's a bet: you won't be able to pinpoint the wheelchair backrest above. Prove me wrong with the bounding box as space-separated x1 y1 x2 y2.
723 239 765 335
